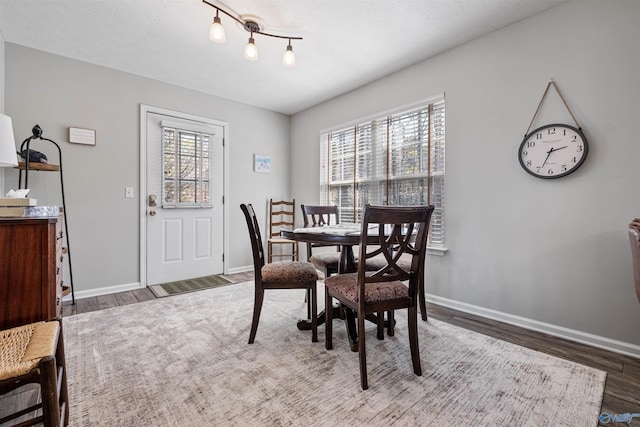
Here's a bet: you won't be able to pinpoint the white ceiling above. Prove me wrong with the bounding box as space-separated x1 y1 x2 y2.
0 0 566 115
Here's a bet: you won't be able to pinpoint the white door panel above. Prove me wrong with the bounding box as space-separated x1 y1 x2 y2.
146 112 224 285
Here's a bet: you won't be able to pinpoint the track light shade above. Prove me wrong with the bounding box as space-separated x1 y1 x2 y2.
244 37 258 61
282 44 295 68
209 16 225 43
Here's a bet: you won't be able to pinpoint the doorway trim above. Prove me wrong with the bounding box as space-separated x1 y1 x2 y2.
139 104 230 287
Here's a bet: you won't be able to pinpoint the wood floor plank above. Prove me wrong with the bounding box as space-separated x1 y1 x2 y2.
114 291 139 307
75 297 99 314
132 287 156 302
96 294 119 310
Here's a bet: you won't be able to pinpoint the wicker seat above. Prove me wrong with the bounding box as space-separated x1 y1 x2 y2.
241 203 319 343
0 319 69 426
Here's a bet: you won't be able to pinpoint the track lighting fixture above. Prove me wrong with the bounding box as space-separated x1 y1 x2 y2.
203 0 302 67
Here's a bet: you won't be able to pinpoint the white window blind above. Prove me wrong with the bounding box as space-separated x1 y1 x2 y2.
320 99 445 246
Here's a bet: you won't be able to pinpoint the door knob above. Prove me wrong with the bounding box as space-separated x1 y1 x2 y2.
149 210 157 216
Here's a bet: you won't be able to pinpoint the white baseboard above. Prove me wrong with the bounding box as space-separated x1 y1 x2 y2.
62 281 143 302
427 293 640 359
227 265 253 275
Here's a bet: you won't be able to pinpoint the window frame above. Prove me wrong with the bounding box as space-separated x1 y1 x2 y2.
161 125 213 209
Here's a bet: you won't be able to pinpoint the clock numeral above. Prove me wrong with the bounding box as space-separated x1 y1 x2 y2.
576 145 583 152
522 150 528 157
526 160 532 167
562 164 567 172
571 156 577 163
526 141 535 148
571 135 577 142
536 133 543 140
547 169 554 175
547 128 556 135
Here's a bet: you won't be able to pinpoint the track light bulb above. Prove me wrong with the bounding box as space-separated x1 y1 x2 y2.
209 15 225 43
244 37 258 61
282 44 295 68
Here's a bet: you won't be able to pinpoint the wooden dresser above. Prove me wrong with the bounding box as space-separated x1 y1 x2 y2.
0 215 64 330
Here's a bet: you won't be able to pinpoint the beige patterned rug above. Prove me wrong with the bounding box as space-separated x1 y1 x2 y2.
63 281 605 426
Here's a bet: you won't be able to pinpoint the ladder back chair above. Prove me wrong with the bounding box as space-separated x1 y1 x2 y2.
325 205 434 390
241 203 319 343
267 199 299 263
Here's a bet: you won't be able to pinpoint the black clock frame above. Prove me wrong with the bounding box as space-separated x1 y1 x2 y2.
518 123 589 180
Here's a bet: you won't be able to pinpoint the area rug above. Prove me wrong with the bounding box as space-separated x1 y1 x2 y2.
148 274 233 297
63 282 605 426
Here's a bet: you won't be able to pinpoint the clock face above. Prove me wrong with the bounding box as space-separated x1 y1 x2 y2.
518 123 588 179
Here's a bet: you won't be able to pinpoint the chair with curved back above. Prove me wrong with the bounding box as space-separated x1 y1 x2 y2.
325 205 434 390
241 203 319 343
300 204 342 279
628 218 640 304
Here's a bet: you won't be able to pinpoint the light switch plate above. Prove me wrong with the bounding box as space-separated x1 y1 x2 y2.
125 187 134 198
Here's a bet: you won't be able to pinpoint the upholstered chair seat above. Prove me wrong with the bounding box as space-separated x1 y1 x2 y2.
325 273 409 303
262 261 318 283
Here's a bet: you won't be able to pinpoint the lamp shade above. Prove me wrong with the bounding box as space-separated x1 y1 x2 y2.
282 45 295 68
244 37 258 61
0 114 18 167
209 16 225 43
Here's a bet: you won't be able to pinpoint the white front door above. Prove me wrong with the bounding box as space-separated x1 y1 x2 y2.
145 111 224 285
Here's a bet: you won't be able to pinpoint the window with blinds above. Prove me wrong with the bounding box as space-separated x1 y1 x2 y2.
320 99 445 246
162 126 212 208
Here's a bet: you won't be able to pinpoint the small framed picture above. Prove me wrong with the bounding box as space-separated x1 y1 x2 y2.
253 154 271 173
69 127 96 146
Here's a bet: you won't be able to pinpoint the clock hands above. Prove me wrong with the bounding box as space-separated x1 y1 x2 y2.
540 145 568 169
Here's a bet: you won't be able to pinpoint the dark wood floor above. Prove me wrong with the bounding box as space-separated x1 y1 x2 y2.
4 271 639 426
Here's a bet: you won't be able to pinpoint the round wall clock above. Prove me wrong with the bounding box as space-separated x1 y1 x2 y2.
518 123 588 179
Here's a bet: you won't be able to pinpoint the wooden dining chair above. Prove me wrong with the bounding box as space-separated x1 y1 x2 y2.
300 204 342 279
267 199 299 263
241 203 319 343
628 219 640 303
325 205 434 390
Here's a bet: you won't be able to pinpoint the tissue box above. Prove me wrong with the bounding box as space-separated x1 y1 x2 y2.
0 198 37 207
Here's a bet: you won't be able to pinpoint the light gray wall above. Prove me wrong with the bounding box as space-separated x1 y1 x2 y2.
0 30 5 192
0 30 4 113
290 0 640 349
4 44 290 293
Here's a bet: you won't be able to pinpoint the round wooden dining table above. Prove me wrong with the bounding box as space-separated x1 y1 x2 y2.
281 225 382 274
